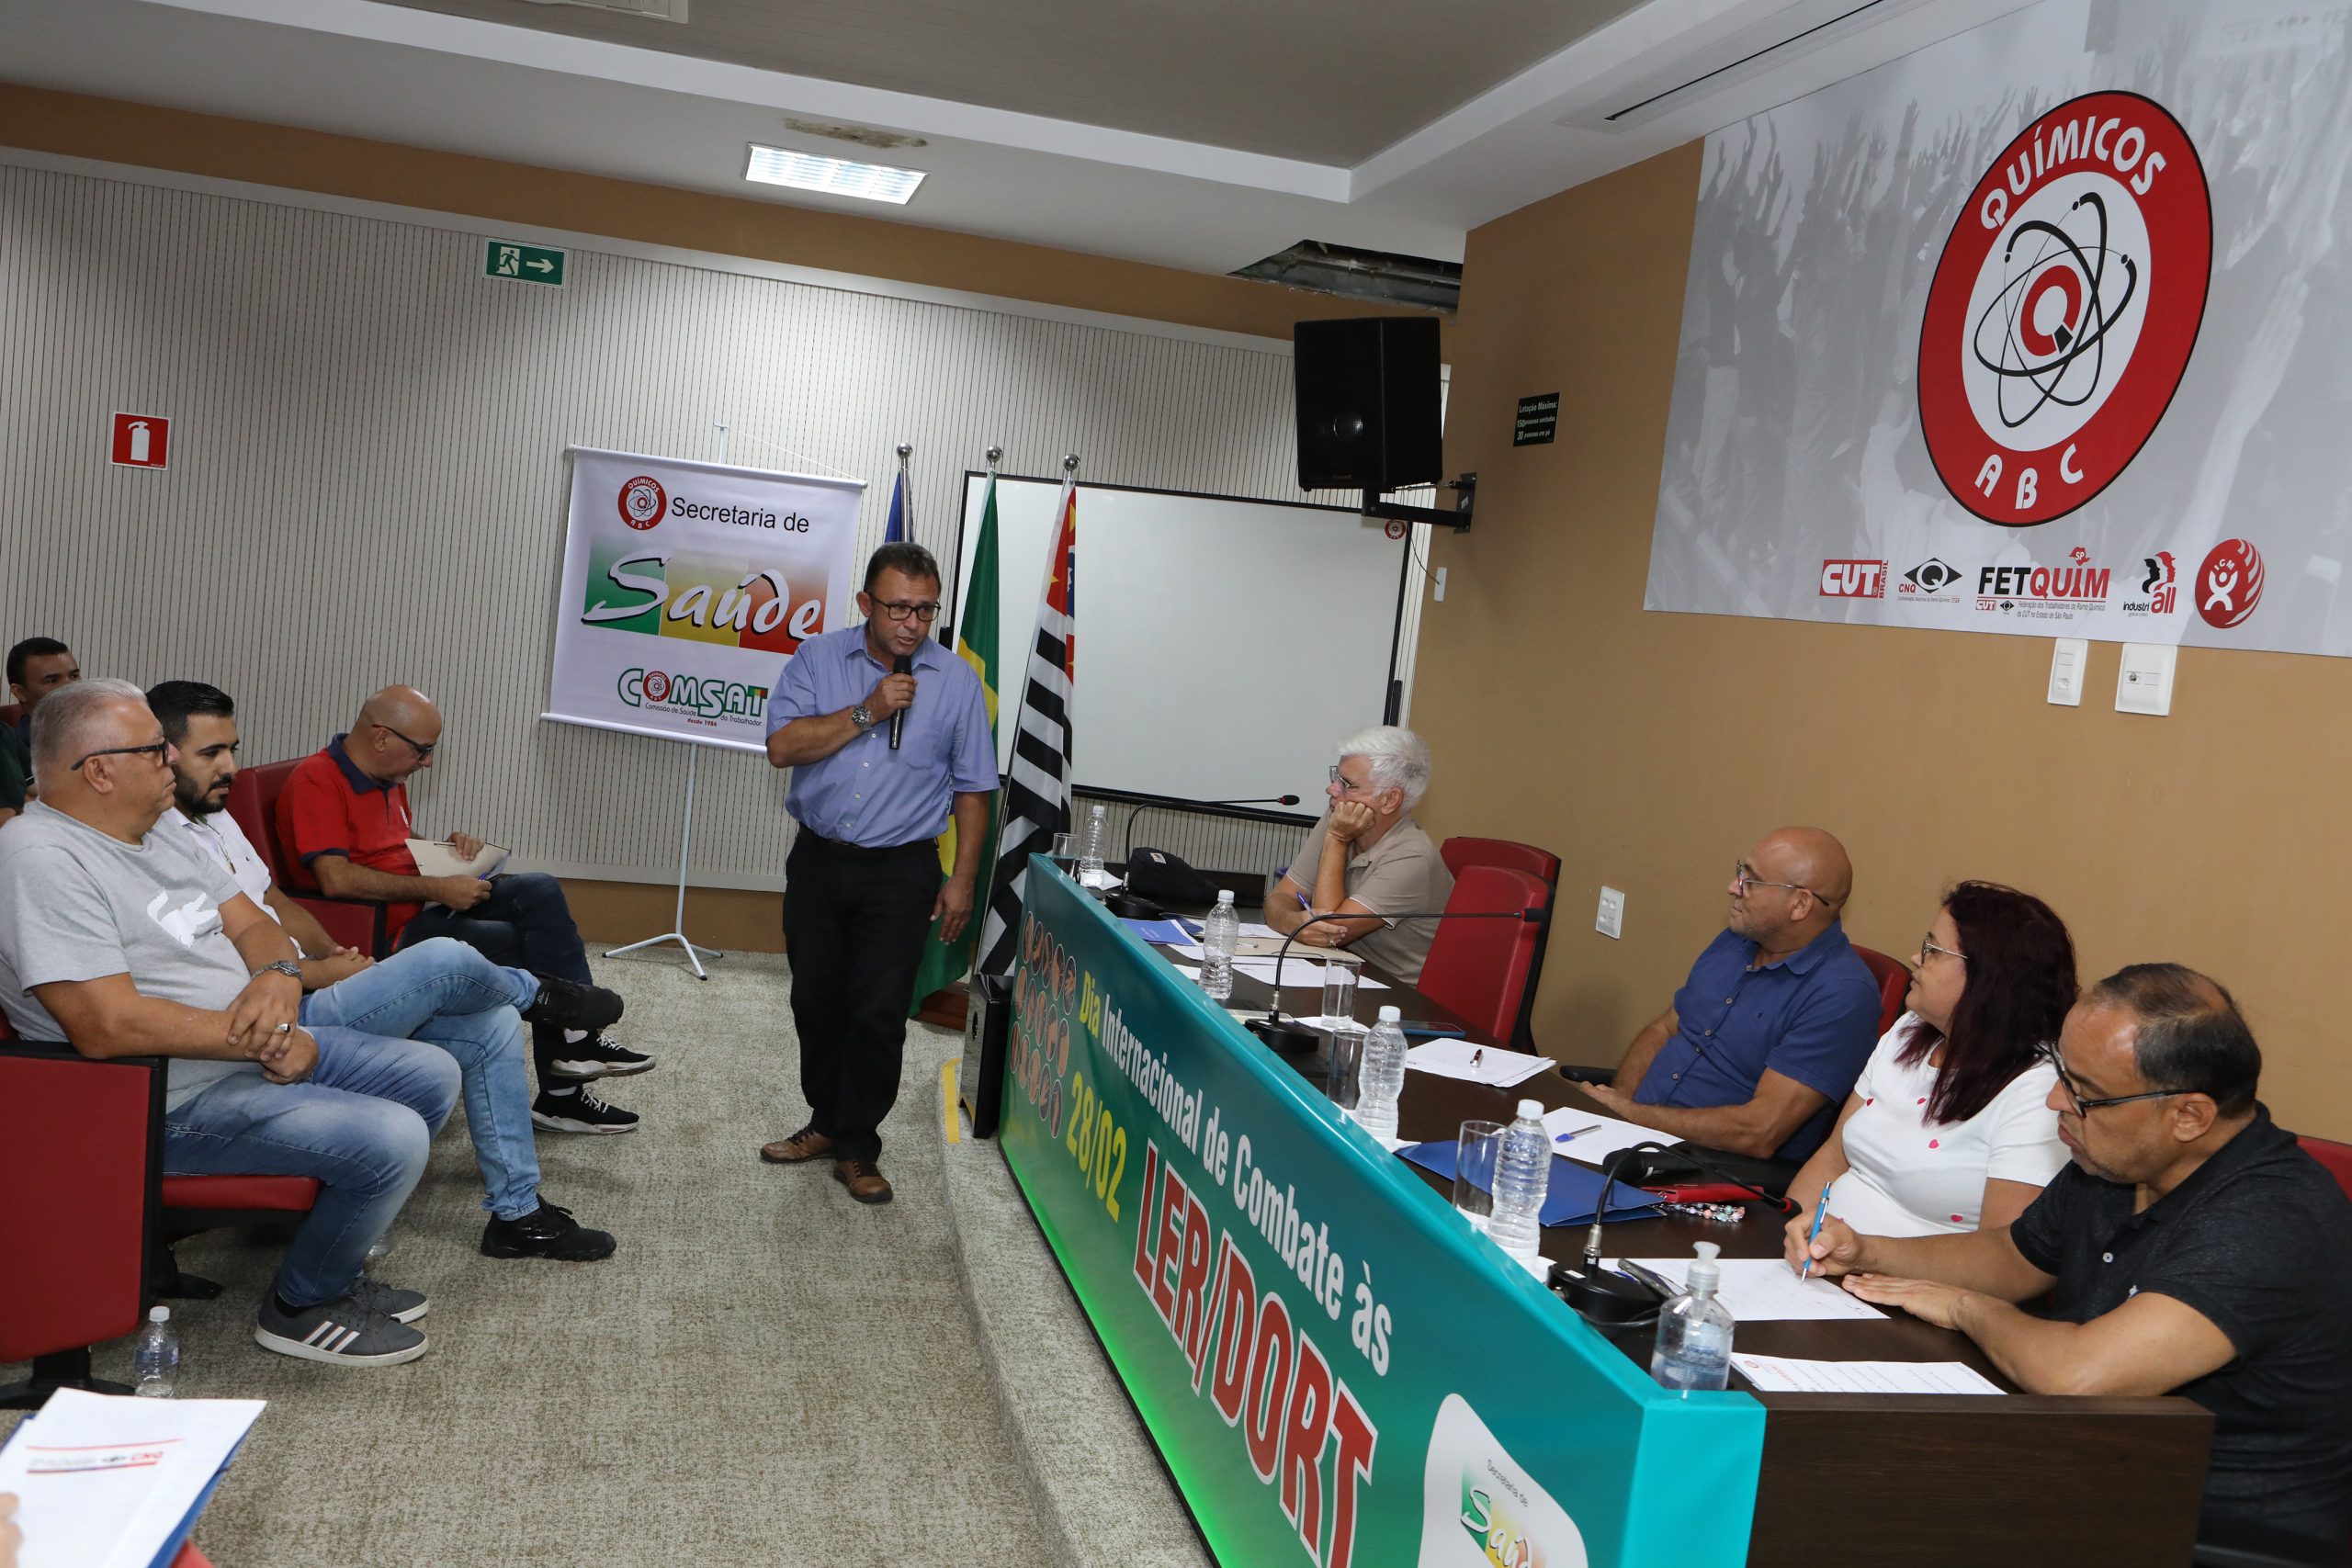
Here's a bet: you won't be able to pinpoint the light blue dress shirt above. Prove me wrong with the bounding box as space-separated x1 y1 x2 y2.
767 626 998 848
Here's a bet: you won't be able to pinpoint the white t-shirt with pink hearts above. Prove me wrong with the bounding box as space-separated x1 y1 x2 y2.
1822 1013 2069 1238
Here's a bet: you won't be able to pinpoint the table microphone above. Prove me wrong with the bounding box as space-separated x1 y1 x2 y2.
1549 1141 1796 1325
1125 794 1302 853
888 652 912 750
1243 904 1544 1055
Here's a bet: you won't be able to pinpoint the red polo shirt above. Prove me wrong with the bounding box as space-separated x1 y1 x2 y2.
276 734 423 939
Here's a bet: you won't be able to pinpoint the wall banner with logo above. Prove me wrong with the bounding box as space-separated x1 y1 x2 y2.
1001 862 1765 1568
1647 0 2352 656
543 446 864 750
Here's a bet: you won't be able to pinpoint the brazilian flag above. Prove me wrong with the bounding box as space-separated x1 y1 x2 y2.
908 476 1001 1015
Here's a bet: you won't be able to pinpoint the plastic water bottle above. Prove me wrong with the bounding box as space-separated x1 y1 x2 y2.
1486 1098 1552 1256
1650 1241 1736 1393
1199 890 1239 1000
1353 1006 1408 1139
132 1305 180 1397
1078 803 1109 882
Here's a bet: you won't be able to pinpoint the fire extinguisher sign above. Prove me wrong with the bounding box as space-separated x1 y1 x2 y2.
110 412 171 470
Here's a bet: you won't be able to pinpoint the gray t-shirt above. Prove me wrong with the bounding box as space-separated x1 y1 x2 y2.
0 800 264 1109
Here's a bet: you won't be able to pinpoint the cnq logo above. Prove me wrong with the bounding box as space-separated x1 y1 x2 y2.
616 668 768 721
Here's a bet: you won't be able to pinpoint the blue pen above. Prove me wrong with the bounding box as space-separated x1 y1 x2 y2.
1798 1185 1833 1280
1552 1123 1600 1145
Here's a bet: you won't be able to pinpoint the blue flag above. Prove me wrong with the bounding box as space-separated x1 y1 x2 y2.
884 469 908 544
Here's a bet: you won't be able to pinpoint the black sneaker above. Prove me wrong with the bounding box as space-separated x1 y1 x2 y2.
521 975 626 1034
545 1032 657 1080
346 1275 429 1324
531 1085 639 1134
481 1201 617 1261
254 1292 428 1366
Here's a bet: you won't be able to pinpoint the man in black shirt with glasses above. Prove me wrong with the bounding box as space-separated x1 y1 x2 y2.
1801 964 2352 1557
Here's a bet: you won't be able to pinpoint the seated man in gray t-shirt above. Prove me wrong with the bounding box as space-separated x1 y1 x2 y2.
0 681 458 1368
1261 726 1454 985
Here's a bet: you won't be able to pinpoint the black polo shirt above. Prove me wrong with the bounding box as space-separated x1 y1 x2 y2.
2008 1105 2352 1546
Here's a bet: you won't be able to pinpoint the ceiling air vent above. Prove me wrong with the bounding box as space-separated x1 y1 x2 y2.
1231 242 1461 314
1561 0 1937 132
517 0 688 20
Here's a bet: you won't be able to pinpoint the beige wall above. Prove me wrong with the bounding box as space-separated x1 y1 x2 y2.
1414 142 2352 1141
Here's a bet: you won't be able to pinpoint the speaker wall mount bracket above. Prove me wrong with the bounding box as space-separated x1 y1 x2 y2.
1361 473 1475 533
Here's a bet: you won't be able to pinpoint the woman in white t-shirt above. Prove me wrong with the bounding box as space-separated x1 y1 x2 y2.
1781 881 2075 1252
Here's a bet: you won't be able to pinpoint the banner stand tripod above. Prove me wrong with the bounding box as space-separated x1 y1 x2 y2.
603 420 739 981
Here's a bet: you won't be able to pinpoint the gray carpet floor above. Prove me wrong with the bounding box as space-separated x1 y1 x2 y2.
6 951 1053 1567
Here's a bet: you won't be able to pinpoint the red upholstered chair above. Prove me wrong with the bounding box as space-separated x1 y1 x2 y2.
1437 839 1562 1049
1438 836 1562 887
230 760 392 959
2298 1135 2352 1201
1850 944 1911 1037
174 1545 216 1568
0 1027 156 1406
1417 866 1551 1045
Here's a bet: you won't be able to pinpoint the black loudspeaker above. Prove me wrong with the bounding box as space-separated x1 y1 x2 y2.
960 975 1011 1139
1294 316 1442 492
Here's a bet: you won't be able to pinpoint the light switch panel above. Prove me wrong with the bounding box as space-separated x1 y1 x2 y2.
2116 642 2177 716
2047 637 2087 706
1596 886 1624 940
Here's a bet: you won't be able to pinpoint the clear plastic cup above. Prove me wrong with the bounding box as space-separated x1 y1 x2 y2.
1324 1028 1363 1111
1319 964 1359 1030
1453 1120 1504 1231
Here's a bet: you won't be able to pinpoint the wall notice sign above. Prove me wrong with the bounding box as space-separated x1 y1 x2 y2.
109 413 170 469
485 240 566 287
1513 393 1559 446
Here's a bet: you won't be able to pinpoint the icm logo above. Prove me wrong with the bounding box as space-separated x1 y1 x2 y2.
1819 559 1888 598
617 475 668 531
2196 539 2264 628
1900 558 1962 594
1917 92 2211 526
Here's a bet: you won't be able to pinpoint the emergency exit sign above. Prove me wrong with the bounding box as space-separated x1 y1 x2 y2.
484 240 566 287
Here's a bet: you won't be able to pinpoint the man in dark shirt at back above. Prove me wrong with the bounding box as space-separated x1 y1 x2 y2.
1802 964 2352 1556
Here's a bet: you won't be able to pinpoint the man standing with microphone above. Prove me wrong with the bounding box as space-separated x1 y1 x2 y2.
759 542 998 1204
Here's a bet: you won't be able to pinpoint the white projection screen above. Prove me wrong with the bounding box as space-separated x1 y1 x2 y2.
950 473 1410 808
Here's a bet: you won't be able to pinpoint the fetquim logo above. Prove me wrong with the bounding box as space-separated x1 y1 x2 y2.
1917 92 2211 525
2196 539 2265 628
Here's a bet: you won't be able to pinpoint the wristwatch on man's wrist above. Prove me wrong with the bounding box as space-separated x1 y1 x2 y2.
850 703 876 734
254 959 304 983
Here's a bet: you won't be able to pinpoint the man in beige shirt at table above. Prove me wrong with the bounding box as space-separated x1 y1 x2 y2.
1261 725 1453 985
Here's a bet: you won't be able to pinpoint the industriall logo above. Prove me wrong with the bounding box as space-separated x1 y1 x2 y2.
1917 92 2211 526
617 475 667 531
2196 539 2265 628
2121 551 2178 615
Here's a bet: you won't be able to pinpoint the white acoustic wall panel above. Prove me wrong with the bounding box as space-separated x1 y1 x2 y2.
0 159 1431 890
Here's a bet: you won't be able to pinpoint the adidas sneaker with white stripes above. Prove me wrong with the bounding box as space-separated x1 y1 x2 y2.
254 1290 429 1366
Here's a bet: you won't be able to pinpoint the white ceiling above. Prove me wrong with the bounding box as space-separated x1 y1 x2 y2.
0 0 2039 279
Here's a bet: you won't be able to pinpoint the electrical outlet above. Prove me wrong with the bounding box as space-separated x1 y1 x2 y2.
1596 886 1624 940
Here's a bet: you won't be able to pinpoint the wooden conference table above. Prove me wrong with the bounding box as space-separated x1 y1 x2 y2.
1197 940 2213 1568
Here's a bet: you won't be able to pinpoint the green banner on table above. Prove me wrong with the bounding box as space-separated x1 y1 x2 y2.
1000 862 1764 1568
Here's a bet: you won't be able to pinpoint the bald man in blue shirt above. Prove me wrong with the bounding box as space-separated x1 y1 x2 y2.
757 543 998 1204
1583 827 1882 1164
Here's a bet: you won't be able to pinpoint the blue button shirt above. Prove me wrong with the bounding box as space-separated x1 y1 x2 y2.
1633 920 1883 1161
768 626 998 848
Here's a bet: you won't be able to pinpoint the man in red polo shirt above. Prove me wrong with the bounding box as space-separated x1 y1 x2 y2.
276 684 654 1134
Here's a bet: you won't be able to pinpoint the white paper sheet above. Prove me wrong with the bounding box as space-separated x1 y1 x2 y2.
1538 1106 1664 1164
1404 1038 1554 1088
1603 1258 1885 1322
1729 1354 2003 1395
1295 1014 1367 1032
0 1388 266 1568
1234 958 1389 990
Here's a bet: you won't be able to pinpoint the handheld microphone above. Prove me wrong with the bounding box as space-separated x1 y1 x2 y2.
1125 794 1303 855
888 652 912 750
1242 904 1544 1055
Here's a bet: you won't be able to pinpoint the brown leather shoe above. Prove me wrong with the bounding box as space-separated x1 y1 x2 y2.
759 1125 832 1164
832 1158 893 1204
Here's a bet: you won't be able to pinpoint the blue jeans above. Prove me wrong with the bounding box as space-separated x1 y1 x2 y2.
300 937 544 1221
164 1030 459 1310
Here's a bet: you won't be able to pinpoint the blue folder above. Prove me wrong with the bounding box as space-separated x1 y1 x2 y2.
1397 1141 1661 1227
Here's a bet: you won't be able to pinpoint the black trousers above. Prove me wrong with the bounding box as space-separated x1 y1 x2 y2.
781 831 941 1161
401 871 590 1090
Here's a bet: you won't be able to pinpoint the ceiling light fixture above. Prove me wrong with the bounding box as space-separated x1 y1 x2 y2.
744 144 925 205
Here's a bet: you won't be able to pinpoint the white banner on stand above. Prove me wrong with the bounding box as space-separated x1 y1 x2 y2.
544 447 865 750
